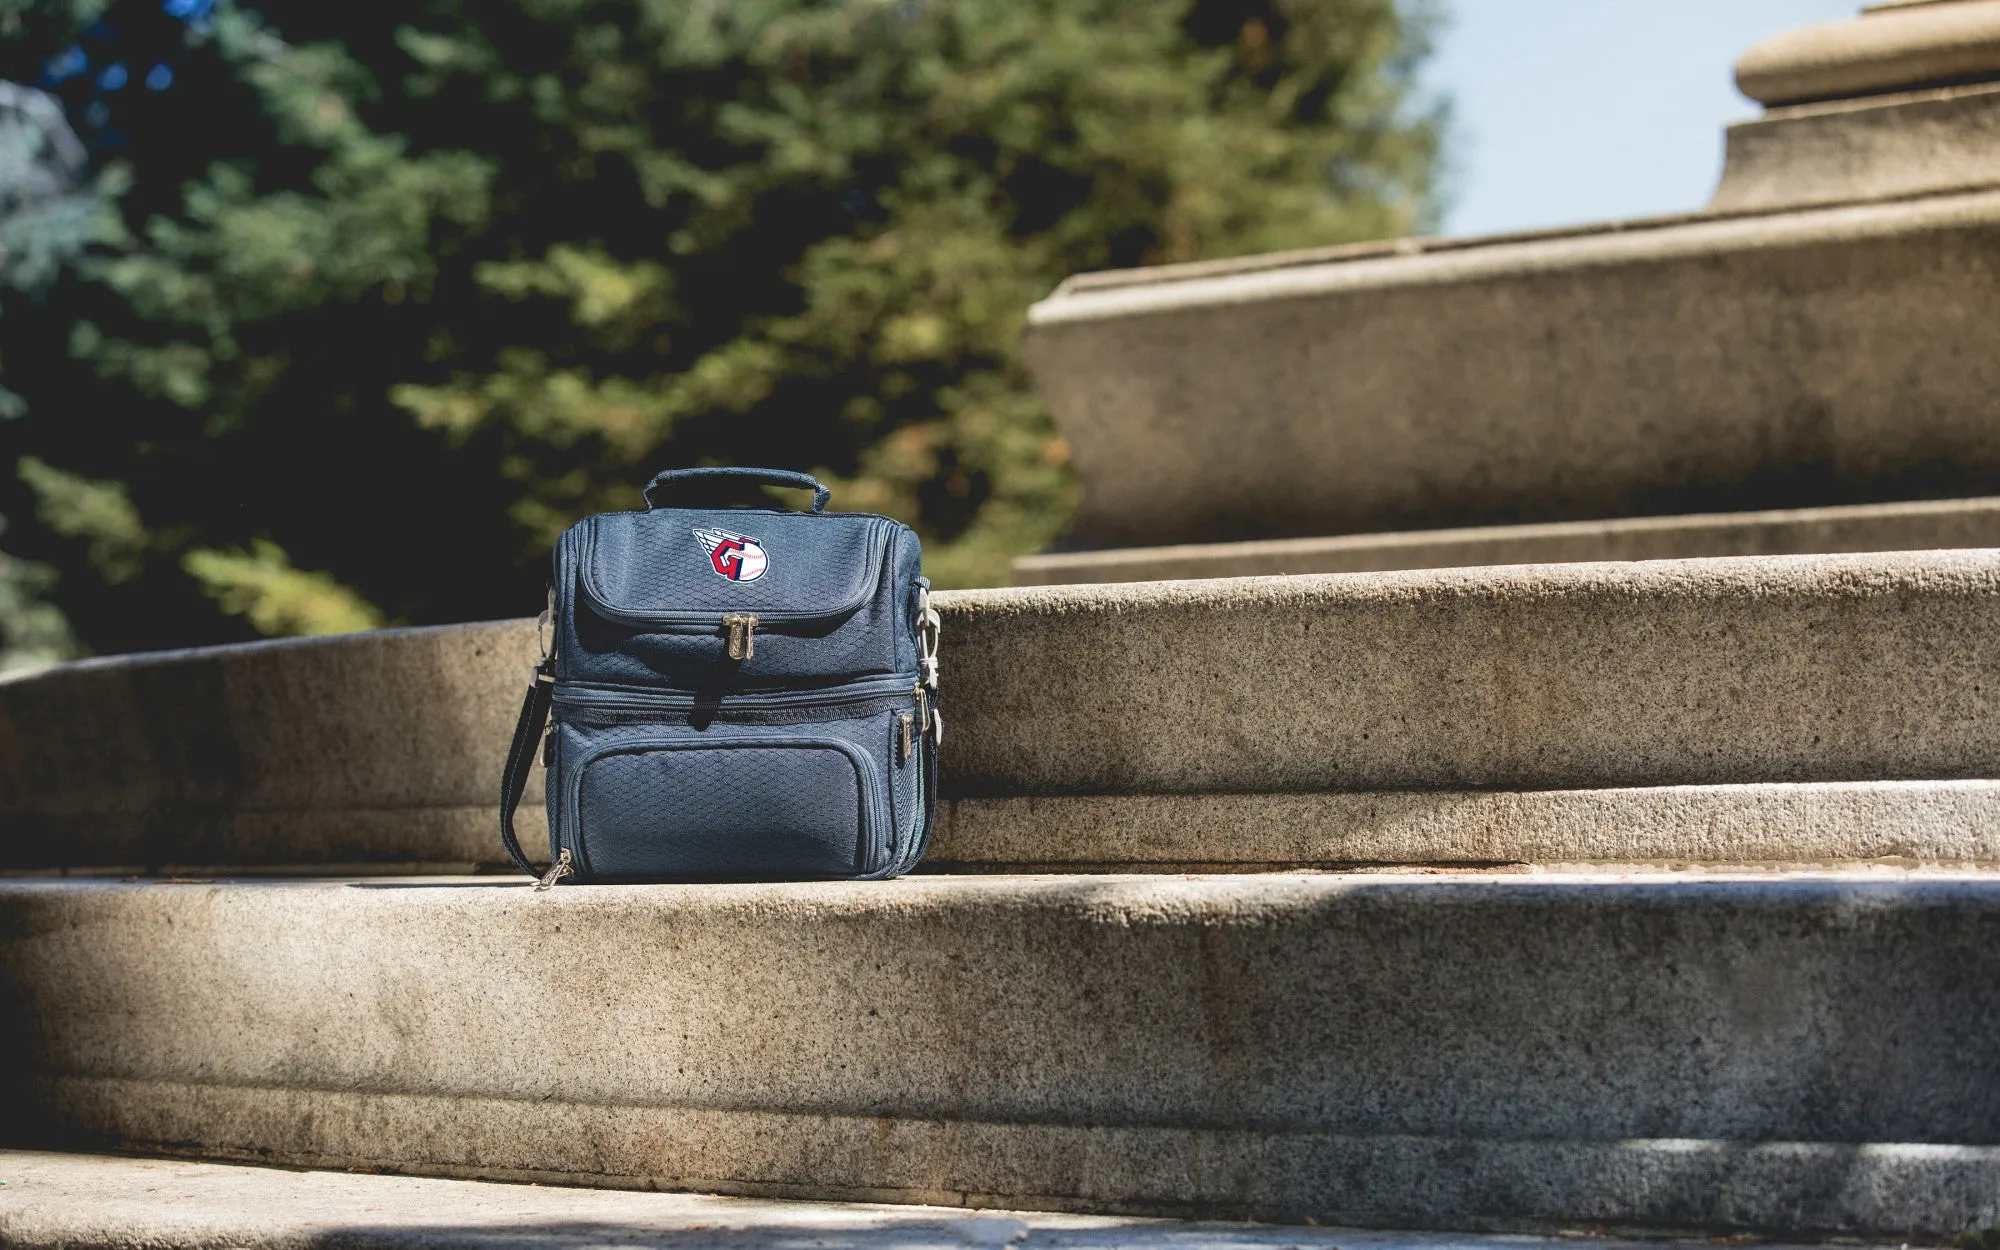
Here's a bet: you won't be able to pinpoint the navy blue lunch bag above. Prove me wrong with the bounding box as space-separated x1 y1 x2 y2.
499 467 941 886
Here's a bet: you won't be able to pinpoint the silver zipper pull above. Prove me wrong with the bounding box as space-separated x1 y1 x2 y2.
722 613 758 661
899 713 914 762
536 848 573 891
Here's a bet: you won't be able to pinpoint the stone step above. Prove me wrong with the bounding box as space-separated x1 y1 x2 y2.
1011 496 2000 586
1716 4 2000 212
1022 187 2000 550
8 551 2000 873
4 871 1996 1237
0 1150 1869 1250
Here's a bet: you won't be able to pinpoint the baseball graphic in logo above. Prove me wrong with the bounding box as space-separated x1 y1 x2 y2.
693 527 769 582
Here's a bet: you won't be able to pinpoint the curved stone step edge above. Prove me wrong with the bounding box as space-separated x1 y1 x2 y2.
11 550 2000 866
7 872 2000 1236
14 779 2000 875
1009 496 2000 586
0 1149 1908 1250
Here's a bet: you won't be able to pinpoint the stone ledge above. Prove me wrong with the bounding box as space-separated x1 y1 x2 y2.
1011 497 2000 585
0 617 545 870
1023 189 2000 549
1711 81 2000 213
1736 0 2000 106
5 873 1998 1234
0 1149 1911 1249
10 552 2000 870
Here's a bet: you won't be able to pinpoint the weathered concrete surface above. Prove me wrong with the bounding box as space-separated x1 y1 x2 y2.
1736 0 2000 106
927 781 2000 872
3 874 1998 1236
10 552 2000 870
1711 82 2000 213
0 1151 1861 1250
0 619 543 871
1022 189 2000 549
945 552 2000 796
1011 496 2000 585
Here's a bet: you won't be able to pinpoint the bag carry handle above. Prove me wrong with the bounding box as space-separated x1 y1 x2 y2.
643 467 830 513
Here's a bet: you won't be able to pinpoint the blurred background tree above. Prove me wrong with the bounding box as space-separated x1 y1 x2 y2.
0 0 1442 662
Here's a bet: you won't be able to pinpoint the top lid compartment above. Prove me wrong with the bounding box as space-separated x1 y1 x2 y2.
576 509 890 630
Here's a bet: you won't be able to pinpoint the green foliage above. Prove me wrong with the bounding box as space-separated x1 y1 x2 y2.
0 544 73 670
182 539 385 635
16 453 145 581
0 0 1441 653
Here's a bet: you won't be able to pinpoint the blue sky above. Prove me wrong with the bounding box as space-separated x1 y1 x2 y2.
1425 0 1864 236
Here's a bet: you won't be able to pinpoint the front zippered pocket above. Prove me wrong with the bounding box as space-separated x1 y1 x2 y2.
562 730 888 882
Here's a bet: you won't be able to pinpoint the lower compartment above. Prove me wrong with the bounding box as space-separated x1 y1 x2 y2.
574 736 873 880
547 691 926 881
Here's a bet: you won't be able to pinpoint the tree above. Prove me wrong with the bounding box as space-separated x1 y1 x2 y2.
0 0 1442 659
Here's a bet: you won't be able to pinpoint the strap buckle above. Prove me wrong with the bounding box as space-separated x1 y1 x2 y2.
915 587 942 746
915 586 941 692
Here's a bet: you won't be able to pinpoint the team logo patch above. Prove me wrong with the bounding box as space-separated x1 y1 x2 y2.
693 527 769 582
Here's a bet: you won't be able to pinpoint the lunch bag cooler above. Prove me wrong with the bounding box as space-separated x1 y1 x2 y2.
499 467 941 886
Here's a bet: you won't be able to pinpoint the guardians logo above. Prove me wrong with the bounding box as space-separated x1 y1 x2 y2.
693 527 769 582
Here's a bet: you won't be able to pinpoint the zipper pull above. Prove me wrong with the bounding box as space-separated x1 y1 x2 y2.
899 713 914 762
722 613 758 661
536 848 573 891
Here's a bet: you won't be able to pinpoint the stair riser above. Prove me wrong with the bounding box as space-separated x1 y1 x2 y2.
1712 83 2000 214
8 553 2000 870
5 876 1997 1233
930 781 2000 871
0 620 544 869
1024 191 2000 549
946 554 2000 795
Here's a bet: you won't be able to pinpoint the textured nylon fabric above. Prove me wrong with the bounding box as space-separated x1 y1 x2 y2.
577 742 864 880
548 704 920 876
583 510 882 622
568 595 900 689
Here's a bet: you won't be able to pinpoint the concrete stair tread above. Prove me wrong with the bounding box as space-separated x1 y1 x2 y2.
5 871 1997 1235
0 1149 1884 1250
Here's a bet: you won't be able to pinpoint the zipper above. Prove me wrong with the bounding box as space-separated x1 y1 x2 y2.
723 613 757 661
554 674 916 723
536 847 573 891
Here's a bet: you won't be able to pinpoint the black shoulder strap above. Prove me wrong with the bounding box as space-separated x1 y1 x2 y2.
499 657 556 880
915 712 940 866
